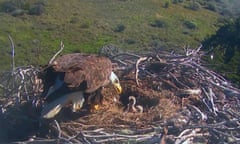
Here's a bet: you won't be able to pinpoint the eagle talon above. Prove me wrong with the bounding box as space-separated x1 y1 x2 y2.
90 104 100 112
94 104 100 110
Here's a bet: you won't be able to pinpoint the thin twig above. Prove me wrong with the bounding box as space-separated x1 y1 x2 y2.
49 41 64 64
135 57 148 86
8 35 15 73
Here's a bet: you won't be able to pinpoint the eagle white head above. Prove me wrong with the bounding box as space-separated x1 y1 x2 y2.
109 72 122 94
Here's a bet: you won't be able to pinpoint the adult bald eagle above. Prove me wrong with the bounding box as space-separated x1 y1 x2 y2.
40 53 122 119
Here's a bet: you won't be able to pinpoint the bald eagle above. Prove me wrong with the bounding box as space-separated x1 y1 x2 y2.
40 53 122 119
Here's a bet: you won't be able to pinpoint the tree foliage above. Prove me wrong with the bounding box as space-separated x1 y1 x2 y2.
203 17 240 86
204 17 240 63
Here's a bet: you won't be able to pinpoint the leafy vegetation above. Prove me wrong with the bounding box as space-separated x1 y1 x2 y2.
203 17 240 86
113 24 126 32
0 0 236 73
163 0 171 8
0 0 46 16
186 1 201 11
184 20 198 29
150 19 168 28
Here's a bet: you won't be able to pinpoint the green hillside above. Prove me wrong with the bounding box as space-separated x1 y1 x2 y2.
0 0 221 70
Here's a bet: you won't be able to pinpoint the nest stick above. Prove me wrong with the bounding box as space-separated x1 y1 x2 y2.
49 41 64 65
8 35 15 73
135 57 148 86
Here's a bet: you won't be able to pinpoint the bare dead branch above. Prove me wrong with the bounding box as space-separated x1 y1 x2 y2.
48 41 64 65
135 57 148 86
8 35 15 73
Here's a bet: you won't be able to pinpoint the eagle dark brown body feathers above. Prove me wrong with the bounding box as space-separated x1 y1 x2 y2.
40 53 122 119
48 53 112 93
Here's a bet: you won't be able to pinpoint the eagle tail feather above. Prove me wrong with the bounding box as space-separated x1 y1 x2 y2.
41 94 70 119
41 91 84 119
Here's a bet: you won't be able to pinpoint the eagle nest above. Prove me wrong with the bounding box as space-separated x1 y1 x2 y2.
0 44 240 144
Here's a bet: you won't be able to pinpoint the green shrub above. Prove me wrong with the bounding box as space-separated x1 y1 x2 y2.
150 19 168 28
0 0 45 16
28 4 44 16
80 20 91 28
113 24 125 32
70 17 79 24
206 3 217 12
0 0 29 12
172 0 184 4
125 38 136 44
163 1 170 8
184 20 197 29
1 1 16 12
187 1 201 11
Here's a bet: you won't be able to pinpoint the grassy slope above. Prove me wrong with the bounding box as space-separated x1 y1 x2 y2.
0 0 220 70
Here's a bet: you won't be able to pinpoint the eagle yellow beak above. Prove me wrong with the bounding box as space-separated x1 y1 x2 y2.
114 83 122 94
110 72 122 94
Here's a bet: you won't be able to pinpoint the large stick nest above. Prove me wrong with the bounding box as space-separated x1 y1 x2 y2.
0 44 240 144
